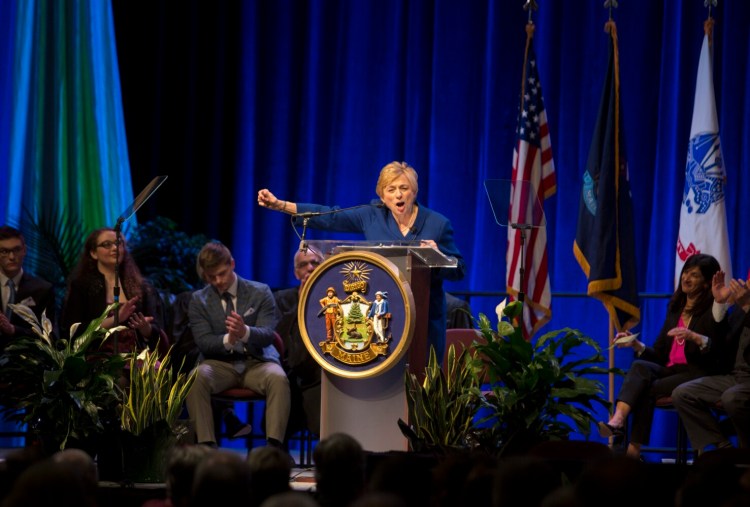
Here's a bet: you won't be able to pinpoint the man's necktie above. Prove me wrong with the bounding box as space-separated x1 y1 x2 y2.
222 292 234 317
5 279 16 318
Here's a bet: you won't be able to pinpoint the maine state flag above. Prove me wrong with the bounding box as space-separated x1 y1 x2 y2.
674 20 732 285
573 21 640 332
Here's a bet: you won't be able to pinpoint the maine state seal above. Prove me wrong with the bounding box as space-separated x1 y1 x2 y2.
298 250 415 379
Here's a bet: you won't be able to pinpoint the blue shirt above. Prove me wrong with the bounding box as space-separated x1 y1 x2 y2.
294 200 466 360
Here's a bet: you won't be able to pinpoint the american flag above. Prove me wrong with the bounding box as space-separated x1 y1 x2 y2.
506 35 556 340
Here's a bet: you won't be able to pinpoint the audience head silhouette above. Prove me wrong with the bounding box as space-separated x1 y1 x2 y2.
313 432 366 507
2 458 96 507
190 450 252 507
162 444 214 507
247 446 293 507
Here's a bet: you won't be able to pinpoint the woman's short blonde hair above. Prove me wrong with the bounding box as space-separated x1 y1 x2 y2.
375 161 419 199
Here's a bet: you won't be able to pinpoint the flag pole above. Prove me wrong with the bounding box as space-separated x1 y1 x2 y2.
507 0 555 340
608 318 615 407
605 9 619 418
704 5 715 46
705 0 717 24
514 13 536 309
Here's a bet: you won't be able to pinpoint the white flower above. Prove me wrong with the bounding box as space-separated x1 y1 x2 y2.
495 298 508 323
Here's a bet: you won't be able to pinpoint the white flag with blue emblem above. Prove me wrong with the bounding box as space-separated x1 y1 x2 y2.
674 30 732 286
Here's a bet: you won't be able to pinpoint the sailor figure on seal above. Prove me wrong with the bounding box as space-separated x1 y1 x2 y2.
367 291 389 342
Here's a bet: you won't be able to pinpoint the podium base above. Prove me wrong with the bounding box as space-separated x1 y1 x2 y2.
320 359 408 452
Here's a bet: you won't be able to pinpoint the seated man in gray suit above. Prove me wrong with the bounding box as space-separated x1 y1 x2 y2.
185 241 290 450
673 271 750 453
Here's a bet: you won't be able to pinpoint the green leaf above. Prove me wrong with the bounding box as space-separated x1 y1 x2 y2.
496 321 516 337
0 304 126 449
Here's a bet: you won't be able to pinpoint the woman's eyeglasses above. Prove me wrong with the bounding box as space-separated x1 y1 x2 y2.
96 240 119 249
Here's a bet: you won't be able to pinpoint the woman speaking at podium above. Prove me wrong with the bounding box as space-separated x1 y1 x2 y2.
257 160 465 361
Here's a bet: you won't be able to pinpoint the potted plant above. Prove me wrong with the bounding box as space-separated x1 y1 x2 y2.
113 345 196 483
0 303 196 483
0 303 126 453
399 300 617 458
13 208 87 310
127 216 209 297
401 343 482 454
470 300 616 456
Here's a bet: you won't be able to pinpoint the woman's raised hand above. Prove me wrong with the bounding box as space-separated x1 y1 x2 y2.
712 271 732 304
257 189 280 210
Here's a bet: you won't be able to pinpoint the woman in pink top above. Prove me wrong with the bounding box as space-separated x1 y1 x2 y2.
597 253 728 459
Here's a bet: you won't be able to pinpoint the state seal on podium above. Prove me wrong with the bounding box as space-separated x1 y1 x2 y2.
298 250 416 379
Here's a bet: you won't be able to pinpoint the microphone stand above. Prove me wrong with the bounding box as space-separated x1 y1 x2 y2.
511 223 532 304
110 216 126 483
110 175 169 355
107 177 167 484
299 217 311 253
112 217 125 354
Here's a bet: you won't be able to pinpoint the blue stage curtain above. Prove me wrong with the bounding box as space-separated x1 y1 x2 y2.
0 0 134 236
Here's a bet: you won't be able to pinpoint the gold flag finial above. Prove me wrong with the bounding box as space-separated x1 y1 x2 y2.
603 0 619 21
704 0 717 20
523 0 539 23
704 0 717 45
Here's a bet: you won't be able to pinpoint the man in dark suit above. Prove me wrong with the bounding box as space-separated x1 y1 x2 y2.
185 241 290 450
0 225 55 345
672 272 750 452
273 247 324 438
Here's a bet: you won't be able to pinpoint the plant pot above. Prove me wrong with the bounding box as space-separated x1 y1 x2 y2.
28 419 100 458
97 421 177 483
122 421 177 483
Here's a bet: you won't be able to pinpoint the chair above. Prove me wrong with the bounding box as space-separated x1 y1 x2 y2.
692 446 750 468
443 328 491 385
445 292 473 329
653 396 690 465
211 332 315 465
652 396 730 465
443 328 483 367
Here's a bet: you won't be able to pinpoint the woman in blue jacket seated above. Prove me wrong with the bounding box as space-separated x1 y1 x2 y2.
257 160 466 361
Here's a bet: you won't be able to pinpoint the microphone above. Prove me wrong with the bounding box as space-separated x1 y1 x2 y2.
295 202 384 253
295 211 322 218
293 201 384 219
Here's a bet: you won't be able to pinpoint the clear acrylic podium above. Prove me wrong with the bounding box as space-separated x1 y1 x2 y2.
298 240 459 452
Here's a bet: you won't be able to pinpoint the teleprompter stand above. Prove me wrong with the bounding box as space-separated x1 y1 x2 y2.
111 176 168 354
484 179 545 305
